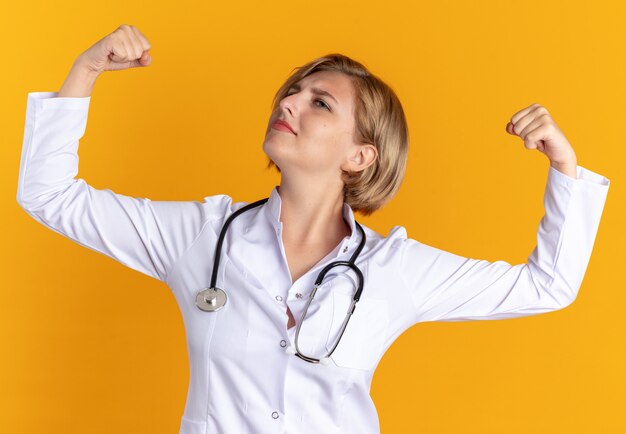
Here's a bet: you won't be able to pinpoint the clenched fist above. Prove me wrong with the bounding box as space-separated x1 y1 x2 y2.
505 103 578 177
78 24 152 74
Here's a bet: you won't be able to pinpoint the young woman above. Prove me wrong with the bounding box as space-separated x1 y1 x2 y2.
17 24 610 434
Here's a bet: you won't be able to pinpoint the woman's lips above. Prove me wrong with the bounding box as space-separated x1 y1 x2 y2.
272 120 295 134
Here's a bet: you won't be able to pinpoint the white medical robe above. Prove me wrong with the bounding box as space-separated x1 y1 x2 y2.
17 92 611 434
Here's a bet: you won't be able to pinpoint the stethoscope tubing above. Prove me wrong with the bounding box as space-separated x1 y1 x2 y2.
195 196 367 365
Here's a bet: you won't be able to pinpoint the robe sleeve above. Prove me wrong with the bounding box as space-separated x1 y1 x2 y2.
17 91 230 283
399 164 610 323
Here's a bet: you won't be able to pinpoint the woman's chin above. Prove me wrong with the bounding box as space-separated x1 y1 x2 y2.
263 140 288 159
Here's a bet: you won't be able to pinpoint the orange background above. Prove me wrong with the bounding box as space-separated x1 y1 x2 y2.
2 1 624 433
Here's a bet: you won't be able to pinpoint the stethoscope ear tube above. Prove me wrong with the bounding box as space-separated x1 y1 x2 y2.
293 222 366 364
314 260 364 303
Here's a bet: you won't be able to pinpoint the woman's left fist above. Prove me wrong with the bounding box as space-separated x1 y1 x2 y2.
506 103 577 165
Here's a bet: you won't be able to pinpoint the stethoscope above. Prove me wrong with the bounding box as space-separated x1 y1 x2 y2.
195 197 367 365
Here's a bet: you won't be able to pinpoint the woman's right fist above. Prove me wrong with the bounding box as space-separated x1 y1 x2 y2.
77 24 152 74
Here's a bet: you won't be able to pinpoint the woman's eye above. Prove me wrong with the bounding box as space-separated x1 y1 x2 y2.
284 91 331 112
315 99 331 111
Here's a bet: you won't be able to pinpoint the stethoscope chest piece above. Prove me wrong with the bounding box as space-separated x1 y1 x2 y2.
195 287 228 312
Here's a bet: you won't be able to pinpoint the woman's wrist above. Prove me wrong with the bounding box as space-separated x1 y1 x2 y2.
58 58 101 98
550 156 578 179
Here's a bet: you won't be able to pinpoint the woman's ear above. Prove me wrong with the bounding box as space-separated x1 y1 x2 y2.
343 143 378 173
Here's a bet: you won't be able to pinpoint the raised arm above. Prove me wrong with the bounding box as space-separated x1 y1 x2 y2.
400 164 609 323
17 25 231 283
399 104 611 323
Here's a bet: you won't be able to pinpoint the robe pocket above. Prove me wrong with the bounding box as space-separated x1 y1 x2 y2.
325 291 389 371
180 415 207 434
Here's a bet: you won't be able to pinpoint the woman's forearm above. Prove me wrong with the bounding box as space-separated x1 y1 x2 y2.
58 57 100 98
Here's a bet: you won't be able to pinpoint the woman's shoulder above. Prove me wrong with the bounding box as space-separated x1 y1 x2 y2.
360 223 409 251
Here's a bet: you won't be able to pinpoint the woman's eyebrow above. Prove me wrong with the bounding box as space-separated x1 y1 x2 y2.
289 83 339 106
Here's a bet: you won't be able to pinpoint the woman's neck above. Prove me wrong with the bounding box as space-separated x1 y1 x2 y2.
276 180 351 247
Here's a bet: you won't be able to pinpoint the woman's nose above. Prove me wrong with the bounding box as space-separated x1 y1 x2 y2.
279 93 298 117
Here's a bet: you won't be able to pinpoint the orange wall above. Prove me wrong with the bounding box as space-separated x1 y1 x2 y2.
2 0 624 432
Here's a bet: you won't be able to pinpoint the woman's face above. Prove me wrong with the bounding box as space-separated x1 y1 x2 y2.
263 70 361 179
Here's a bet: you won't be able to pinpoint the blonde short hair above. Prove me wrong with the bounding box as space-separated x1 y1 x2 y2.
266 53 409 217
